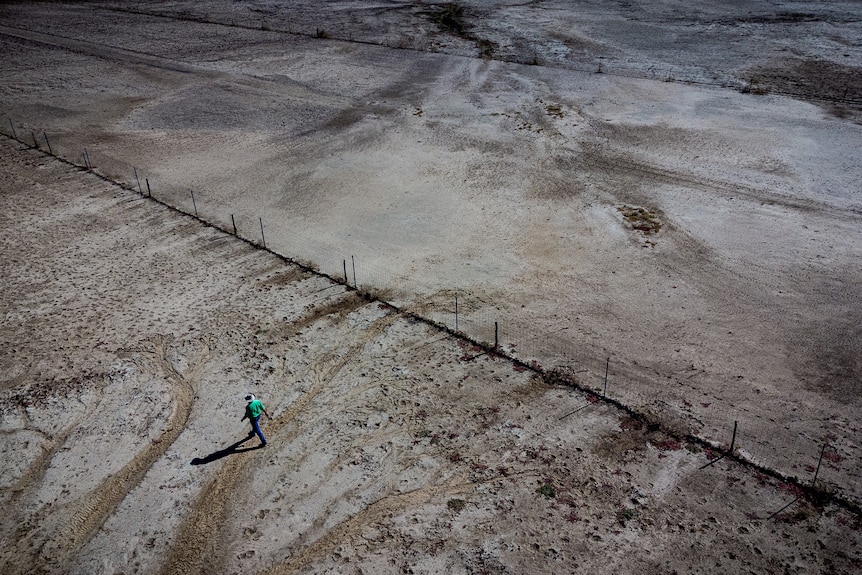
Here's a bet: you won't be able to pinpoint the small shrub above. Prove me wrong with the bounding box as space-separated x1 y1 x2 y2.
741 77 768 95
617 205 662 235
433 3 466 35
545 104 564 118
447 498 466 513
616 508 637 525
476 38 497 58
536 483 556 499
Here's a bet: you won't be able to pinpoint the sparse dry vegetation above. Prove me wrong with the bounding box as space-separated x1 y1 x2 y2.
617 205 662 235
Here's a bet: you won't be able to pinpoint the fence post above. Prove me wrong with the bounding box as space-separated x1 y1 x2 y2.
343 259 348 283
146 178 152 197
455 295 459 332
31 131 38 149
134 167 142 194
603 357 610 396
494 321 498 348
351 255 356 288
231 214 237 235
8 118 17 140
83 148 91 169
43 132 52 154
729 420 738 453
812 443 828 488
191 190 198 217
259 217 266 248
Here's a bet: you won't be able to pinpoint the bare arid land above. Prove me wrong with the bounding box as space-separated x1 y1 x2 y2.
1 2 861 574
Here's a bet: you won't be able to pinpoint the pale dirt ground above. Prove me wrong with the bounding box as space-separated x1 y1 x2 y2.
1 1 862 574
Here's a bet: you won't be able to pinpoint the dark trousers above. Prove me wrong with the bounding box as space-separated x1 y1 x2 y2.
250 415 266 444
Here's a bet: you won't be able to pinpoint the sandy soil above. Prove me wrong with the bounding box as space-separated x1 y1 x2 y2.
1 2 861 574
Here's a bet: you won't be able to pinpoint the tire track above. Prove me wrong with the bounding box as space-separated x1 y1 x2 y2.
158 300 395 575
4 380 105 506
581 135 862 218
257 470 546 575
260 474 472 575
0 23 353 110
0 381 107 575
7 335 212 575
0 24 207 75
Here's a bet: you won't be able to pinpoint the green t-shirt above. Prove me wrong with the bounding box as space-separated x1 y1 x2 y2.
246 399 265 419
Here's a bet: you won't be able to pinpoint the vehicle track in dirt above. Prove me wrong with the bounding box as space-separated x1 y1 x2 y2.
0 23 356 116
260 474 472 575
86 2 862 111
1 335 211 575
2 377 106 507
158 304 395 575
0 24 206 76
0 377 107 575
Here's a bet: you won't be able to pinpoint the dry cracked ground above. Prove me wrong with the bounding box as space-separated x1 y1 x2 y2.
2 1 862 574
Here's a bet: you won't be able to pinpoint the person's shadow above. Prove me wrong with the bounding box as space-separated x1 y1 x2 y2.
190 435 264 465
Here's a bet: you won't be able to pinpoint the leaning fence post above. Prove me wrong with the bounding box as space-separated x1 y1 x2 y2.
812 443 828 488
134 167 142 194
8 118 17 140
351 255 356 287
231 214 237 235
729 420 738 454
494 321 499 348
259 217 266 248
603 357 610 396
343 259 348 283
145 178 151 197
455 295 459 332
31 131 38 149
43 132 52 154
83 148 91 169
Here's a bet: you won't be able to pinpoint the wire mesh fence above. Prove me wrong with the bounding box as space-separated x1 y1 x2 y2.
3 117 859 509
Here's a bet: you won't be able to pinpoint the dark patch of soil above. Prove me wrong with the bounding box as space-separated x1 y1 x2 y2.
744 58 862 119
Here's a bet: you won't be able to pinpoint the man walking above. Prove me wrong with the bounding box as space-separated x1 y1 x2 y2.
241 393 272 447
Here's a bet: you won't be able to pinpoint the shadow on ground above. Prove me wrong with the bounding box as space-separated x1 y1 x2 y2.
190 436 264 465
